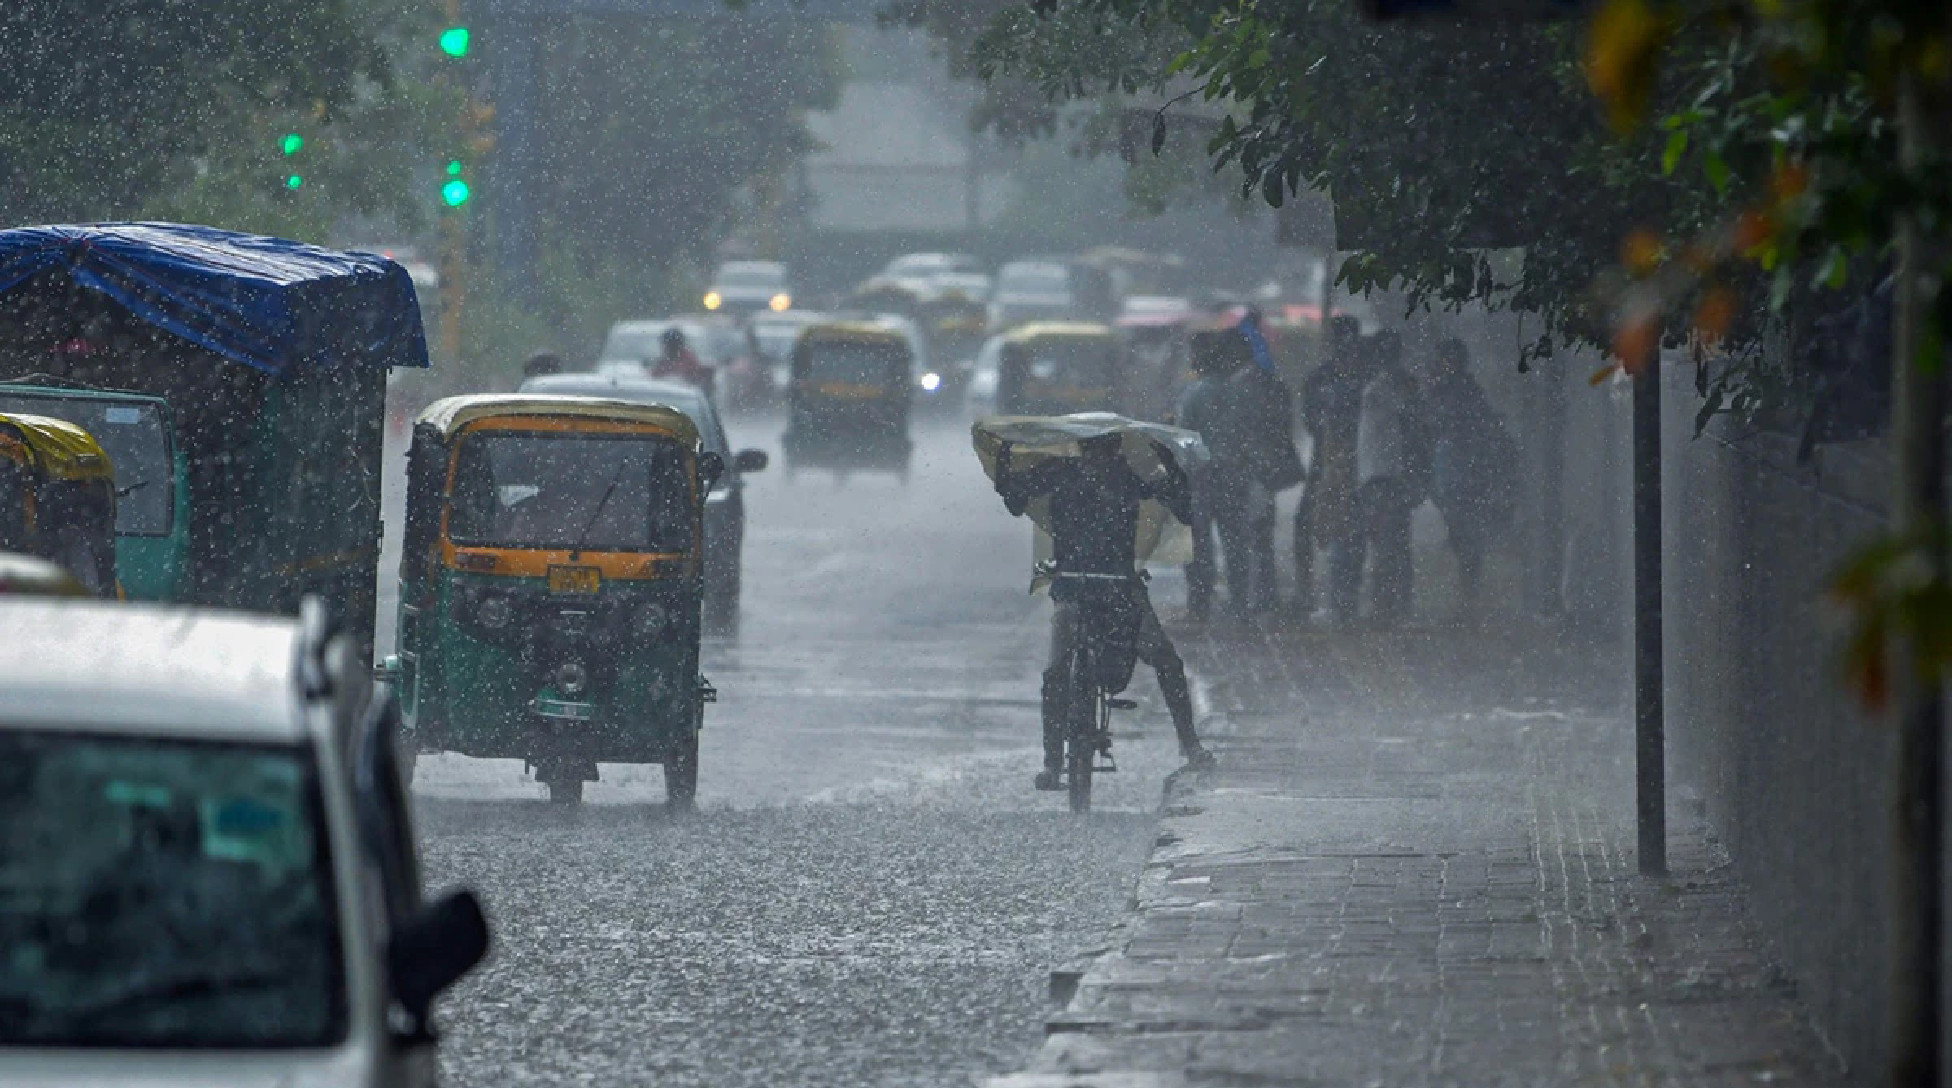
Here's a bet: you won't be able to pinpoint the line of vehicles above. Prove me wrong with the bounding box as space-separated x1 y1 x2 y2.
0 224 744 1085
593 250 1347 488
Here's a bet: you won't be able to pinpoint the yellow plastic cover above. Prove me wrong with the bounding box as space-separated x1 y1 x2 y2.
0 412 115 483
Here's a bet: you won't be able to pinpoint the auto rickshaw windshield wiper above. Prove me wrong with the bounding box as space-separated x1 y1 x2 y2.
570 459 630 557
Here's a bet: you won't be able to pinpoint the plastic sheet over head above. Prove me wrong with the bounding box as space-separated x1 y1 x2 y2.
971 412 1210 589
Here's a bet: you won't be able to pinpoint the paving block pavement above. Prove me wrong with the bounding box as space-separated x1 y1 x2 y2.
991 623 1846 1088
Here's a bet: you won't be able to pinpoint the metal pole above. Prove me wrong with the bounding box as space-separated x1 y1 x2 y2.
1887 71 1942 1088
1633 350 1666 875
487 16 541 304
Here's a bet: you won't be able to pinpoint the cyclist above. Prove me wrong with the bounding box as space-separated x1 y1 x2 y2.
993 432 1216 790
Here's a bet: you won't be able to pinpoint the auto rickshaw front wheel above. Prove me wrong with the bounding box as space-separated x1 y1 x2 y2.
543 776 584 804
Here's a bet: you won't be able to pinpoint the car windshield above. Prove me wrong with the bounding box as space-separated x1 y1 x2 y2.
601 325 669 362
716 265 784 288
0 394 172 536
997 265 1069 294
802 342 907 385
0 732 343 1049
1022 339 1116 388
447 432 692 553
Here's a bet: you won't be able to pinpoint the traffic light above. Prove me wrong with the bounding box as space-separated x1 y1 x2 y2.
280 131 305 190
441 160 471 207
439 26 470 58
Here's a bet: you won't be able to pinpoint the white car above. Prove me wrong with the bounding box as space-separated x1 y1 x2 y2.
0 599 486 1087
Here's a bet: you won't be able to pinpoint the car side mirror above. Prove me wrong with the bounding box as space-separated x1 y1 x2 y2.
698 451 726 492
733 448 768 474
375 654 402 685
389 888 489 1026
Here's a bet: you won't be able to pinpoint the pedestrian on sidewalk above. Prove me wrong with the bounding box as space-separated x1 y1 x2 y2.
1353 330 1429 627
991 434 1216 786
1171 337 1235 623
1295 315 1365 621
1206 314 1302 618
1421 337 1518 620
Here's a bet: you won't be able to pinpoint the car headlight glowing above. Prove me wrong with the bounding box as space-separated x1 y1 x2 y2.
703 291 723 310
769 293 792 312
476 594 513 630
554 661 589 697
919 371 942 392
637 601 673 637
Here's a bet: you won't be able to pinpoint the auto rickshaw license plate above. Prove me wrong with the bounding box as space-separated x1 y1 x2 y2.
548 565 601 594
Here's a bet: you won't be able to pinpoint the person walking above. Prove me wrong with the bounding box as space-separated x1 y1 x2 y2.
1353 331 1428 627
1422 337 1518 620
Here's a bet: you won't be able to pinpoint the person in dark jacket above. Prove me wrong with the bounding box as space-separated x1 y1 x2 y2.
1203 329 1294 616
994 434 1215 788
1422 338 1516 619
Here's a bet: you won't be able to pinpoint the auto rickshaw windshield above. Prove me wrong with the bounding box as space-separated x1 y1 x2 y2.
804 342 906 385
0 395 172 535
447 432 692 553
1024 339 1116 387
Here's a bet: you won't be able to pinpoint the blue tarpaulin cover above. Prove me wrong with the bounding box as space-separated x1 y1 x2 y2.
0 222 431 376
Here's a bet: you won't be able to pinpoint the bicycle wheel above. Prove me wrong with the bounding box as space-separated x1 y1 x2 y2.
1065 648 1095 814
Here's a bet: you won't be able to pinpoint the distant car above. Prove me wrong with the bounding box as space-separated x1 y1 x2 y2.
989 260 1078 330
597 316 751 386
0 598 487 1086
703 261 793 316
932 270 993 304
518 373 768 634
883 252 984 281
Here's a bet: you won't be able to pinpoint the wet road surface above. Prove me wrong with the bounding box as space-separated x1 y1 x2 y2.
389 414 1182 1086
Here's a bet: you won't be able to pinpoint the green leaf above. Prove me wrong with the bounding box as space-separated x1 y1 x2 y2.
1703 149 1731 194
1661 129 1687 175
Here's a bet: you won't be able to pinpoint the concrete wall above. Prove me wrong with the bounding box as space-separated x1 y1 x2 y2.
1661 359 1893 1077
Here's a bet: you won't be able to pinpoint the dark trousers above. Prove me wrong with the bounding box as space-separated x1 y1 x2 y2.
1185 495 1218 618
1291 485 1317 614
1041 591 1201 766
1360 477 1417 625
1213 482 1278 614
1443 510 1488 610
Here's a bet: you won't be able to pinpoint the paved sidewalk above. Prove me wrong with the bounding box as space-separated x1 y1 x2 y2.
992 624 1844 1088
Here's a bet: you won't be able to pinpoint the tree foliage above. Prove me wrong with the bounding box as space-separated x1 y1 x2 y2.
0 0 392 224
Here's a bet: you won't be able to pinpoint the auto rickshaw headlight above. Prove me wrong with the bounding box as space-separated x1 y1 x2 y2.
555 661 589 697
476 594 514 630
769 293 792 312
636 601 673 638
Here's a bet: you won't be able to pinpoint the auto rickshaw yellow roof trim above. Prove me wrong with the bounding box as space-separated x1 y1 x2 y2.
0 412 115 483
1001 321 1120 343
797 321 912 346
416 394 701 448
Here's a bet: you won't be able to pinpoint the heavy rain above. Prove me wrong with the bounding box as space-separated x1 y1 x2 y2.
0 1 1944 1087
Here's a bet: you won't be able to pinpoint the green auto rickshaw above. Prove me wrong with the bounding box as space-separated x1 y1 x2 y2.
782 321 914 479
993 322 1126 417
0 411 119 596
387 395 724 807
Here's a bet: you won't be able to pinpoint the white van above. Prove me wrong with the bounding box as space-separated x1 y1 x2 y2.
0 600 486 1087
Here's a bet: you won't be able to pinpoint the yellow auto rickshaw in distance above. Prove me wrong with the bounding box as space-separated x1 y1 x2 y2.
0 412 118 596
782 320 914 480
387 394 723 807
993 322 1126 417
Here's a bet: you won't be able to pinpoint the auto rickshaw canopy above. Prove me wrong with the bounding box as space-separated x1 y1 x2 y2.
796 321 913 351
1000 321 1120 346
0 411 115 484
416 394 702 449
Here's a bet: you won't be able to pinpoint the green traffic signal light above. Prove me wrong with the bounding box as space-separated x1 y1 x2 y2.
281 132 304 156
286 174 304 190
439 26 470 58
441 178 471 207
446 159 464 176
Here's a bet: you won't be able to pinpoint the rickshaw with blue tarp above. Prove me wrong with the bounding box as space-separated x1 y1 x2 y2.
0 223 429 650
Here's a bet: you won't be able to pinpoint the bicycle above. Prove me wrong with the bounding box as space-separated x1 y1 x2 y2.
1049 569 1144 813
